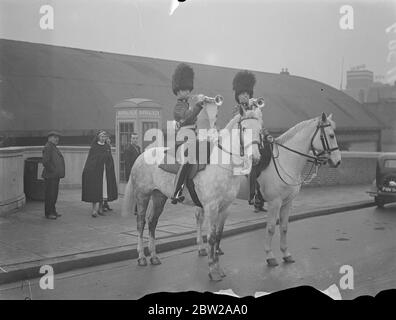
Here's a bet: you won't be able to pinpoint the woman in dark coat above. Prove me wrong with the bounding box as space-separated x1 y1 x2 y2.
82 130 118 217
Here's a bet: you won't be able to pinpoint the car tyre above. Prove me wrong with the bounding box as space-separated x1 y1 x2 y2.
375 196 385 208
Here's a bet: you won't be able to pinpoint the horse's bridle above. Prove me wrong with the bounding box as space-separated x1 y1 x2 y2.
272 120 339 165
217 116 261 159
310 121 339 160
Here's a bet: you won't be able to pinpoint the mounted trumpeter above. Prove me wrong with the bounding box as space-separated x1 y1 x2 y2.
170 63 224 204
171 63 203 204
232 70 271 212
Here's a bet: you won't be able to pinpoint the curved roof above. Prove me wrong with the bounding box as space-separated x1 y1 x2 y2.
114 98 162 109
0 39 381 136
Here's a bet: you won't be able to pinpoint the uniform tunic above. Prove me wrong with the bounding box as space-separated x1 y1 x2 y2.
173 98 204 128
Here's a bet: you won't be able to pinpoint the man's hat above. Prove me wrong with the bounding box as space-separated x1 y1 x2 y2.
232 70 256 102
172 63 194 95
97 130 108 138
47 131 61 138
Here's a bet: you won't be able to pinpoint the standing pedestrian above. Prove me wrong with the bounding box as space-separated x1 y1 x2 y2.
82 130 118 217
124 132 141 215
124 132 141 182
102 135 114 212
42 131 65 220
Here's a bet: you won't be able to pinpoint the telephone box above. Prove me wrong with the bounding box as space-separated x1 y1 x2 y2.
114 98 162 191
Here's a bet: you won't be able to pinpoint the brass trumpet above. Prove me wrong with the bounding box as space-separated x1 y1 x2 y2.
249 97 265 108
192 94 224 106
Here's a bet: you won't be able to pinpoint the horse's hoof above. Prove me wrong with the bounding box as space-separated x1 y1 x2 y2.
137 257 147 266
150 256 162 265
283 256 295 264
198 248 208 256
216 248 224 255
208 271 223 282
266 258 279 267
218 267 226 278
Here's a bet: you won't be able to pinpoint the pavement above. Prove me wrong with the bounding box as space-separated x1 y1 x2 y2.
0 184 374 284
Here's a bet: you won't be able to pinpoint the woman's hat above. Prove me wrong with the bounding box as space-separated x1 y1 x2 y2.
172 63 194 95
232 70 256 102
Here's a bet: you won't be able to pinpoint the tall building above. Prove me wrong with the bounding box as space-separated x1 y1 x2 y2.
344 65 374 103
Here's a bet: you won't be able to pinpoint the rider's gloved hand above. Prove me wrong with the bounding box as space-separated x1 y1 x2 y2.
261 128 274 142
195 94 205 108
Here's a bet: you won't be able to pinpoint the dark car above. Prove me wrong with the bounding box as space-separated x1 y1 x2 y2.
368 153 396 207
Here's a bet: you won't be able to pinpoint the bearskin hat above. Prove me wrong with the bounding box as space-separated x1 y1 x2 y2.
232 70 256 102
172 63 194 95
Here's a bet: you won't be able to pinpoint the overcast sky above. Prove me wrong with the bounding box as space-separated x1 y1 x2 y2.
1 0 395 88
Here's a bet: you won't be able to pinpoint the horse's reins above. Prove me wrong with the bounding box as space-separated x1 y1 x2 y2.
216 116 261 160
267 120 339 186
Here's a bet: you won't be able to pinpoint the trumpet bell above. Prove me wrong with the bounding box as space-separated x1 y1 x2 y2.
250 97 265 108
256 97 265 108
214 95 224 106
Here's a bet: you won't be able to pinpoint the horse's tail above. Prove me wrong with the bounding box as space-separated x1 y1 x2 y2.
121 178 136 217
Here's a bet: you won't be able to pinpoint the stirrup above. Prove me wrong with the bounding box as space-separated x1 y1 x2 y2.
171 194 185 204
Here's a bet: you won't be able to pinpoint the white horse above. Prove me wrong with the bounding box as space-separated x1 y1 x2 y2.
256 112 342 266
122 106 263 281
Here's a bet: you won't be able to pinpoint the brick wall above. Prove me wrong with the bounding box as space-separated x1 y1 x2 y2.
237 151 381 199
301 152 378 187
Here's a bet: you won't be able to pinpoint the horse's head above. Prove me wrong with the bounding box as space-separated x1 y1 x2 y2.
311 113 341 168
236 107 263 165
196 96 222 130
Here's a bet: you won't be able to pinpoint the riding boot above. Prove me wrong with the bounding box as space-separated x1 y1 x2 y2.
253 181 266 212
171 163 191 204
248 170 257 205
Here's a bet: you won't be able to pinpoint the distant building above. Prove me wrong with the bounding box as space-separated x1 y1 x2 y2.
366 81 396 103
343 65 396 104
344 65 374 103
342 66 396 152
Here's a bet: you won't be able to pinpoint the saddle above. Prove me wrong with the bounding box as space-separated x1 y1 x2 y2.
159 140 212 208
158 140 211 177
256 140 273 172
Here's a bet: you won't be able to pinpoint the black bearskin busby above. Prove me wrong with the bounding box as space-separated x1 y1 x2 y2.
172 63 194 95
232 70 256 102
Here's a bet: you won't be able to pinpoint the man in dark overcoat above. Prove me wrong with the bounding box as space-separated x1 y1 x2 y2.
42 131 65 219
124 132 141 181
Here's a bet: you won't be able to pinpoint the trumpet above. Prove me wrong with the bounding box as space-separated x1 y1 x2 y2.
192 94 224 106
249 97 265 108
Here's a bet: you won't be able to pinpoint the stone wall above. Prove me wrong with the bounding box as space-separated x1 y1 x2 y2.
0 147 385 214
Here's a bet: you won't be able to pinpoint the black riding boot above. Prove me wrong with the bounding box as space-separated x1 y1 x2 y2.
171 163 191 204
254 182 266 212
248 169 257 205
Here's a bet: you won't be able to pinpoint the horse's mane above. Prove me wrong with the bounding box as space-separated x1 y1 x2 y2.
224 114 241 131
276 117 318 144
